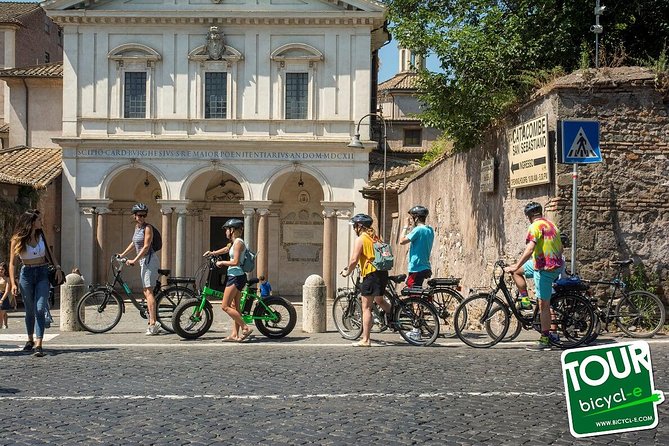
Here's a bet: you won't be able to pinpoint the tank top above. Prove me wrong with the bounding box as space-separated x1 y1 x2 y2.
227 238 246 277
358 232 377 278
132 224 154 261
20 235 46 260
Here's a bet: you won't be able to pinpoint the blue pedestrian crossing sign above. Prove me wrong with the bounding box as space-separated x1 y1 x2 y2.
560 120 602 164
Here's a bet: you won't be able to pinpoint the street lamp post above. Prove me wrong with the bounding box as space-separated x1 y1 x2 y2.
348 112 388 240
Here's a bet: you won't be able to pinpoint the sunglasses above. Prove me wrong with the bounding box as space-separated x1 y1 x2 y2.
135 214 147 218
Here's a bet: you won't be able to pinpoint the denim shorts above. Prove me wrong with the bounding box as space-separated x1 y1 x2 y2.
523 260 561 300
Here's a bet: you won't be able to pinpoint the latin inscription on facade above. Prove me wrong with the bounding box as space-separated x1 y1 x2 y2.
76 149 354 161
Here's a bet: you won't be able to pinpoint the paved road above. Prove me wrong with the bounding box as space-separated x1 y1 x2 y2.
1 308 668 445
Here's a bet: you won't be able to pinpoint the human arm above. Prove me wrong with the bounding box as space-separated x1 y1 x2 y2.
127 226 152 266
118 241 135 259
8 239 18 296
399 216 413 245
340 236 363 277
504 240 536 273
216 240 242 268
203 243 231 257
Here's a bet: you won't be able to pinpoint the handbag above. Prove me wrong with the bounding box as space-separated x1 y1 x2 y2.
42 233 65 287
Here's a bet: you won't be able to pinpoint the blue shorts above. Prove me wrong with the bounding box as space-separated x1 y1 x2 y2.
523 260 561 301
226 274 247 291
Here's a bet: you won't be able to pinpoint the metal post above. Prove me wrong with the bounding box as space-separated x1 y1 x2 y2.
381 116 387 241
571 164 578 275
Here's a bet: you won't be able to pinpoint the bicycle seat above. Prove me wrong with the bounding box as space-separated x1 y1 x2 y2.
401 286 430 297
158 269 171 276
611 259 633 266
388 274 406 283
167 276 196 285
247 278 260 286
427 277 461 287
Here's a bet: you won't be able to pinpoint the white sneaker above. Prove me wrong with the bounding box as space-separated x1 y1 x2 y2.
145 326 154 336
151 323 162 335
408 328 421 341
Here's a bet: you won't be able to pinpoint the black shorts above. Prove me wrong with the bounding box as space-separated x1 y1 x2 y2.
407 269 432 288
226 274 247 291
360 270 389 297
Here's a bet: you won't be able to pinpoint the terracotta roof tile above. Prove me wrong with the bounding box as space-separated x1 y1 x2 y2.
0 2 39 25
0 62 63 78
378 72 419 91
0 146 62 189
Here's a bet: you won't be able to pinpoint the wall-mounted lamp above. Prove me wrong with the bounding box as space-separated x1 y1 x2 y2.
143 172 150 187
298 171 304 188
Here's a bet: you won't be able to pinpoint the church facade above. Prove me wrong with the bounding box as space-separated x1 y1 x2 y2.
44 0 388 296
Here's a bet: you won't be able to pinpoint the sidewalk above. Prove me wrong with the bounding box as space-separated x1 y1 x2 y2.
0 301 643 350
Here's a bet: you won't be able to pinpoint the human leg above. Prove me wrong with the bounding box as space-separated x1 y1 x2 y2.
359 295 374 345
143 287 158 326
19 267 36 342
221 284 250 338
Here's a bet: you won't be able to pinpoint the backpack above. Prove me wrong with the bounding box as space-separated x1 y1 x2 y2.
149 224 162 252
371 240 394 271
241 248 257 273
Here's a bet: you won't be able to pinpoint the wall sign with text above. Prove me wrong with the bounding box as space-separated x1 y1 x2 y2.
507 115 550 188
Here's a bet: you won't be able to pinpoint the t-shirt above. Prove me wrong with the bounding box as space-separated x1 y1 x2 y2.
358 232 377 278
526 218 564 271
260 281 272 297
406 225 434 273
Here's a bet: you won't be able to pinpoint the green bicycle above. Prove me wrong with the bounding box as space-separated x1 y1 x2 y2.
171 255 297 340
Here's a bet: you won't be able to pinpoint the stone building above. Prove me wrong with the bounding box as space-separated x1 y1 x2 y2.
42 0 388 297
1 2 63 149
394 67 668 303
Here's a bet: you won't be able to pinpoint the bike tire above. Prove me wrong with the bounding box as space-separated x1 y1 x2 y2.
550 292 595 349
615 290 666 338
76 289 123 333
253 296 297 338
332 293 363 340
583 315 602 345
454 293 509 348
172 298 213 340
156 286 196 333
430 288 464 338
486 304 522 342
394 297 440 346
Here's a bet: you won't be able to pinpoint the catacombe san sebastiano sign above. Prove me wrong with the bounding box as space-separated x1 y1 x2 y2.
508 115 549 188
480 158 495 193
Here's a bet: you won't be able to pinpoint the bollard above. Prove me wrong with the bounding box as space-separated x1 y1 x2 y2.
60 273 85 331
302 274 326 333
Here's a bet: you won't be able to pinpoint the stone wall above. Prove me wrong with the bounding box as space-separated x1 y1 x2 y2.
394 67 668 302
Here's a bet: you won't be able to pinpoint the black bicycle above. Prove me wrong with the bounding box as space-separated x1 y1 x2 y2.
332 271 441 346
76 255 196 333
453 260 596 349
400 277 465 338
582 259 666 343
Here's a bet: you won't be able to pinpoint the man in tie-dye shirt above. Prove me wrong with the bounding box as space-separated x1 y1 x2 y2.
505 202 564 351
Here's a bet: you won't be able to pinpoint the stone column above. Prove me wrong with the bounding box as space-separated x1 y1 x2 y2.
322 208 337 301
175 206 188 277
242 207 256 252
95 207 110 285
161 206 173 280
257 207 269 278
80 207 95 282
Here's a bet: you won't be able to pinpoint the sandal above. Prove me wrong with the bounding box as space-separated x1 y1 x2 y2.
222 336 239 342
238 328 254 342
22 341 34 352
351 340 371 347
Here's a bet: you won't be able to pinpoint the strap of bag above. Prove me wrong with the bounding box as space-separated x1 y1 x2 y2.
41 232 57 267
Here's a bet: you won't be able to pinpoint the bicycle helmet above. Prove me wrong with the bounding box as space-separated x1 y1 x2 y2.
131 203 149 214
408 205 429 218
350 213 373 228
523 202 542 218
222 218 244 230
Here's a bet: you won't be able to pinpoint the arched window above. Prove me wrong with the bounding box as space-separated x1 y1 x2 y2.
270 44 323 120
108 44 161 119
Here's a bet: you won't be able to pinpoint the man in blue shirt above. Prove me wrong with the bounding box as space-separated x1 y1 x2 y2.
399 205 435 287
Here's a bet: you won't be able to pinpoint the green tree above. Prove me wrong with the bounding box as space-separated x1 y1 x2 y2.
386 0 669 150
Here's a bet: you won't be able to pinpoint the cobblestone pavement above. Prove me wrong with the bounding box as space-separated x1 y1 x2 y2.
1 307 668 445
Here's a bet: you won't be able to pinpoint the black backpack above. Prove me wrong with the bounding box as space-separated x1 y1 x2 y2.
149 224 162 252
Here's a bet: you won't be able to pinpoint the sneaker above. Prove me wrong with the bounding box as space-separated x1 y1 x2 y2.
526 336 551 352
151 323 163 335
22 341 34 351
33 346 45 357
145 325 154 336
548 331 560 344
408 328 421 341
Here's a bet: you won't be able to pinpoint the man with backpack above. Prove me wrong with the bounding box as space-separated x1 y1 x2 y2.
399 206 434 288
340 214 392 347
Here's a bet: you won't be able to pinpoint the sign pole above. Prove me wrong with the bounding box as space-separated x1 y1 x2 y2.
570 164 578 275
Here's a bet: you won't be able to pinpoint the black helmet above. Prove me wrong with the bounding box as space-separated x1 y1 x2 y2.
523 202 542 217
408 205 429 217
222 218 244 230
131 203 149 214
350 213 373 228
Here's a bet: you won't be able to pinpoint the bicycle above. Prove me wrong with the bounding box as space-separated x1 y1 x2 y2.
400 277 465 338
453 260 596 349
582 259 666 343
171 255 297 340
76 255 196 333
332 271 441 346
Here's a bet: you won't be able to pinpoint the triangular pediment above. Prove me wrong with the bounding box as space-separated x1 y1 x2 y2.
42 0 385 13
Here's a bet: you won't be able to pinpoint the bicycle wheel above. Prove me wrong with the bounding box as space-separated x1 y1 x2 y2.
172 298 213 340
583 315 602 345
253 297 297 338
486 305 522 342
332 293 363 340
550 293 595 349
430 288 464 338
616 290 666 338
394 297 440 346
454 293 509 348
156 286 196 333
76 290 123 333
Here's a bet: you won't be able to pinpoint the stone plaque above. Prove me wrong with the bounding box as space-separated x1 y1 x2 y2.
283 224 322 244
480 158 495 193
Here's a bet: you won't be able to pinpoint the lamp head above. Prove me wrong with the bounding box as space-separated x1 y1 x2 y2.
348 133 364 149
